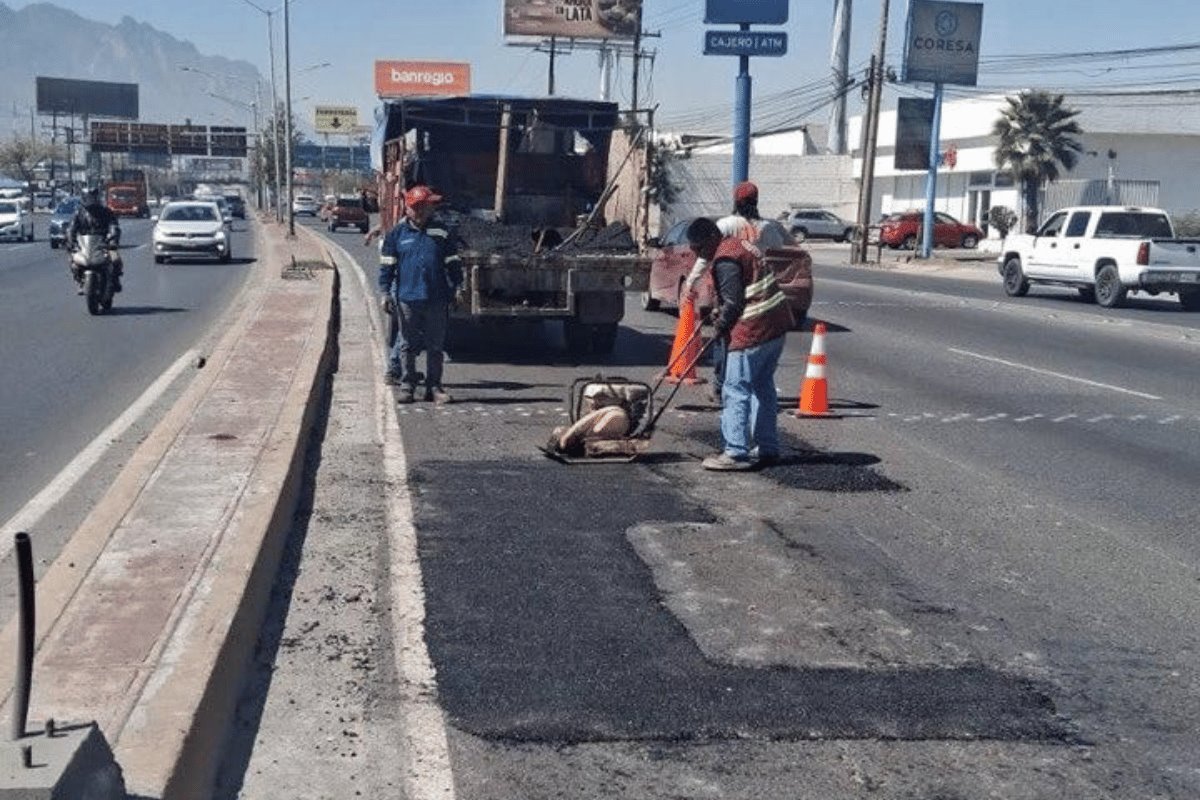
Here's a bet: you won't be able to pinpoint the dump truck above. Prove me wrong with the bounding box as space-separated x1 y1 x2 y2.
372 96 650 354
106 169 149 218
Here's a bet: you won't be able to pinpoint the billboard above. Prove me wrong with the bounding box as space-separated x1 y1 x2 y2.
503 0 641 40
704 0 788 25
314 105 359 133
375 61 471 97
210 126 249 157
902 1 984 86
36 77 139 119
894 98 934 170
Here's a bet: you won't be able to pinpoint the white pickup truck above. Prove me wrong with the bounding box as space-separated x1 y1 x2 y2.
998 206 1200 310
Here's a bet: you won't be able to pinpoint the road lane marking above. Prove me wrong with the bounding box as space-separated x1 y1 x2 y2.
948 347 1163 401
0 348 199 563
1087 414 1114 423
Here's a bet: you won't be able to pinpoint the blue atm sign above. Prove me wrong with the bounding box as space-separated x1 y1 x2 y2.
704 0 789 25
704 30 788 57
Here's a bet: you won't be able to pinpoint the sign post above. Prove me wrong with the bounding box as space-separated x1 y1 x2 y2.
703 0 789 191
901 0 983 258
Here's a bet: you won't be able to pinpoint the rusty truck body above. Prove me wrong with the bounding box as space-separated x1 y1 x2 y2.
372 96 649 354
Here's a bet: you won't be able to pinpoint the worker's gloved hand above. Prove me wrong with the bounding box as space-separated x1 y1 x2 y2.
381 294 395 315
452 285 466 309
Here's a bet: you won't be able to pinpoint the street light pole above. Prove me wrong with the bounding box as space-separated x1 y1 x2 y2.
265 10 283 223
283 0 295 236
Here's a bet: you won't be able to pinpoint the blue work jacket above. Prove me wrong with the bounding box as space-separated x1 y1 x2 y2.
378 217 463 303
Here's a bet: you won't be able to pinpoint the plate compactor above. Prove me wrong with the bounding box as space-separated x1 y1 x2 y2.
541 327 715 464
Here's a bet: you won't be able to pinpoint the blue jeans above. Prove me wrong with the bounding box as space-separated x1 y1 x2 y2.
388 300 449 388
720 334 785 460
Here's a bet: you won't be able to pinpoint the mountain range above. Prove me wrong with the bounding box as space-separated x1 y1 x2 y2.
0 2 265 137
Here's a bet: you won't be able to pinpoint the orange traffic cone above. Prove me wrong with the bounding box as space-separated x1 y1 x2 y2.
665 297 705 385
796 322 836 417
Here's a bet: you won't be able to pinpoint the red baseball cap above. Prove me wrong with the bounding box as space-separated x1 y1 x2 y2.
404 185 443 208
733 181 758 204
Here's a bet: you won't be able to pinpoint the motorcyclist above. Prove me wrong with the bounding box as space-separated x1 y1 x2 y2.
67 186 123 293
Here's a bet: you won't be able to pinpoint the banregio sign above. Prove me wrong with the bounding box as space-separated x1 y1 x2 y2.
902 0 983 86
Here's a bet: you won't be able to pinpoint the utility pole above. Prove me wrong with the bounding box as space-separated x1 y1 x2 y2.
631 5 643 111
852 0 891 264
283 0 295 236
828 0 852 155
548 36 557 96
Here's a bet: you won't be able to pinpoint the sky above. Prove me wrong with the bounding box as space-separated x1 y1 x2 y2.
8 0 1200 137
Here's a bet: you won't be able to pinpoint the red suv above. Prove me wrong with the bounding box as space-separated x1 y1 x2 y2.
879 211 983 250
326 196 369 234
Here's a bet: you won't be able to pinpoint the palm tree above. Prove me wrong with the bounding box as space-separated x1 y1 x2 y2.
992 91 1083 233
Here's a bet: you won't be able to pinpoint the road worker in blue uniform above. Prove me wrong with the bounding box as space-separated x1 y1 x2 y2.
378 185 463 404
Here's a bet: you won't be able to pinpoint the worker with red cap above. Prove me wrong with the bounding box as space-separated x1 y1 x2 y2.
378 185 464 404
684 180 795 404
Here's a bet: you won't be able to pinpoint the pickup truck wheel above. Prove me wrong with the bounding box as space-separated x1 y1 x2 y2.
1094 264 1127 308
1002 257 1030 297
1077 286 1096 303
793 228 808 242
902 234 918 251
640 290 660 311
1179 289 1200 311
960 234 979 249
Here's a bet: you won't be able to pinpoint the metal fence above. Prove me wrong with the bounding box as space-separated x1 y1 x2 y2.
1043 179 1160 216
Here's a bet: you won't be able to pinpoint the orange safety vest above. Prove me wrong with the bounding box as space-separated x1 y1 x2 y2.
709 237 793 351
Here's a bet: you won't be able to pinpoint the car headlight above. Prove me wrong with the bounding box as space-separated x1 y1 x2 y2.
214 230 227 240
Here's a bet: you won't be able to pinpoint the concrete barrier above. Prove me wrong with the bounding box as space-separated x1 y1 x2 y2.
0 220 340 799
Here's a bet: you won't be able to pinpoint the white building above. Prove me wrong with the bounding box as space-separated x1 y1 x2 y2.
849 91 1200 238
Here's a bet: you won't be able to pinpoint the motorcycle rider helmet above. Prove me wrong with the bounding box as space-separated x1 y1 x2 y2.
81 186 101 205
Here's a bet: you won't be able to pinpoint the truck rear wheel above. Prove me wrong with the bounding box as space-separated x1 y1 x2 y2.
1179 289 1200 311
1094 264 1126 308
591 323 618 354
564 320 591 355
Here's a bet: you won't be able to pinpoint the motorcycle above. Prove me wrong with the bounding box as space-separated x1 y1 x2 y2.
71 234 117 315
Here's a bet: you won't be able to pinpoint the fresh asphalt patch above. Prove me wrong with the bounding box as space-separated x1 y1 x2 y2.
410 458 1071 746
686 428 907 493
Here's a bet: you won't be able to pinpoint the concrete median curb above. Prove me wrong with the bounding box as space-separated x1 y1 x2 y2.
0 219 340 799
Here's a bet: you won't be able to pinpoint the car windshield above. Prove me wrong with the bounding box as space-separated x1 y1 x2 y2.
0 202 17 214
55 200 79 214
111 190 136 200
162 205 217 222
336 198 362 208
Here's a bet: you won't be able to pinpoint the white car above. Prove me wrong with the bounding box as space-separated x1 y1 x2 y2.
0 200 35 242
292 194 319 216
152 201 231 263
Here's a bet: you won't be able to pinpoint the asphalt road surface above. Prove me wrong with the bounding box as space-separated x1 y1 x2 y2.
224 234 1200 799
0 216 255 587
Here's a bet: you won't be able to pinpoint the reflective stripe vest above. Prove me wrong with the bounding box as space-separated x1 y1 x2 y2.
710 237 793 351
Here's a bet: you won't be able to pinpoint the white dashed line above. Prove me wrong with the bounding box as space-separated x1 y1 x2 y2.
1052 414 1077 423
1087 414 1114 423
1159 415 1182 424
976 413 1008 422
948 347 1164 401
1013 414 1043 423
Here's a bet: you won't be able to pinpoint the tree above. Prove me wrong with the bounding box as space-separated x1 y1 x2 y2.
254 104 302 191
987 205 1018 239
0 137 60 189
992 91 1083 233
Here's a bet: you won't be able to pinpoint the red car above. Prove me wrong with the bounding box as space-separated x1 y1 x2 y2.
641 220 813 327
879 211 983 250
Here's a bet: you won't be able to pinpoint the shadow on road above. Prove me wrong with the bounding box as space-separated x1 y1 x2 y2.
105 306 188 316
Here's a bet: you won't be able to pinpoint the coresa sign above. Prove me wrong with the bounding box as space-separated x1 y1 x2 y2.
375 61 471 97
902 0 983 86
504 0 641 40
